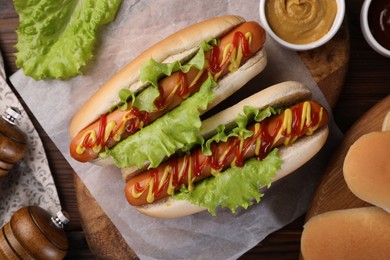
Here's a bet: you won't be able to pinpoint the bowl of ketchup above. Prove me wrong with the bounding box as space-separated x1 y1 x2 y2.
361 0 390 58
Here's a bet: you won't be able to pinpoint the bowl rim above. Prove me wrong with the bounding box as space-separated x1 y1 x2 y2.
360 0 390 58
259 0 346 51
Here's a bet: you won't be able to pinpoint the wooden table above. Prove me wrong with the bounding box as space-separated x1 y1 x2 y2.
0 0 389 258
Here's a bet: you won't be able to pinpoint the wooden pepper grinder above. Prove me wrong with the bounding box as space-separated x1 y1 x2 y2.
0 206 69 259
0 107 28 177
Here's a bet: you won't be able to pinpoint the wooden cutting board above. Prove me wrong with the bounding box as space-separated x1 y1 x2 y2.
304 95 390 219
73 21 350 259
299 95 390 260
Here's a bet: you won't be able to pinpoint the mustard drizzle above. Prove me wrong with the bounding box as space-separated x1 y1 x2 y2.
130 101 324 204
213 32 252 80
75 110 145 155
272 101 324 147
76 32 254 156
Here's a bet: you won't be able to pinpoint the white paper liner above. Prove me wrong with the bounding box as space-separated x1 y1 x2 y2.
9 0 343 258
0 52 61 228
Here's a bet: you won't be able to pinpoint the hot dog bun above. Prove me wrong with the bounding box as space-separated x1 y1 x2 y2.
70 15 266 138
301 207 390 260
137 126 329 218
343 131 390 212
121 80 312 181
131 81 329 218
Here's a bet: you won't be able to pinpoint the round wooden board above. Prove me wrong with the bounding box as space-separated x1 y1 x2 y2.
304 95 390 219
73 21 349 259
299 95 390 259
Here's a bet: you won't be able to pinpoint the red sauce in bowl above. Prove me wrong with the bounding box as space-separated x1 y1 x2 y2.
368 0 390 50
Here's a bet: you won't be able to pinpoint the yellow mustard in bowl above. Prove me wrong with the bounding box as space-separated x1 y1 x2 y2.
265 0 338 45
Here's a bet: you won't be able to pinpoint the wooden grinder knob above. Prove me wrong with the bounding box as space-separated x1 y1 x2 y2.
0 206 69 259
0 107 27 177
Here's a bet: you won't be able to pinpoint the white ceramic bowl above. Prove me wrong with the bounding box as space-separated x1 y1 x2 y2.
259 0 346 51
360 0 390 58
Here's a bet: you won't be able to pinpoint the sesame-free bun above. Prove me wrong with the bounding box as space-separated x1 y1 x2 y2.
343 131 390 212
133 81 329 218
137 126 329 218
69 15 266 138
301 207 390 260
122 81 312 181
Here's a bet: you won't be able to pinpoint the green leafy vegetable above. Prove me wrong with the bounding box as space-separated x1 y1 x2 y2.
139 59 181 88
110 38 216 112
108 75 217 169
203 106 282 155
174 105 284 215
174 149 283 216
139 38 216 88
117 89 135 111
241 105 282 124
132 86 160 112
14 0 122 80
108 39 218 167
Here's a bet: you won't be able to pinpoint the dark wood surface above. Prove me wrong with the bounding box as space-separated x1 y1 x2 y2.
0 0 389 259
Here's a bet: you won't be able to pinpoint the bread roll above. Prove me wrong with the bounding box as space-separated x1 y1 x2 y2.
301 207 390 260
343 131 390 212
382 111 390 131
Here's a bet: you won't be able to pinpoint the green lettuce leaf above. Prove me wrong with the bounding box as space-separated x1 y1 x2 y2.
132 86 160 112
203 106 282 155
174 105 284 215
174 149 283 216
110 38 218 113
108 75 217 169
139 38 216 88
14 0 122 80
116 89 136 111
139 59 180 88
202 125 237 156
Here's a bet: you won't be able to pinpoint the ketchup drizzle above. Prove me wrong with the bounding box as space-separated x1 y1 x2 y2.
79 30 252 155
209 31 251 74
82 107 149 151
154 71 193 110
123 107 149 135
132 101 325 202
258 118 279 160
82 114 107 149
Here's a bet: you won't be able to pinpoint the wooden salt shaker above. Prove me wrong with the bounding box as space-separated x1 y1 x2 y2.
0 107 27 177
0 206 69 259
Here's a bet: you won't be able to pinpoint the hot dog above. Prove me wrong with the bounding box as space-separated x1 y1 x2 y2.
123 81 330 218
69 16 267 164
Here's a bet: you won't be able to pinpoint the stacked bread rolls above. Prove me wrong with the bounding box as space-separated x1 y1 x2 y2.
300 114 390 259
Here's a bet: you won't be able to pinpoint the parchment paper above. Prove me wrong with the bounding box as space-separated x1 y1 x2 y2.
10 0 343 259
